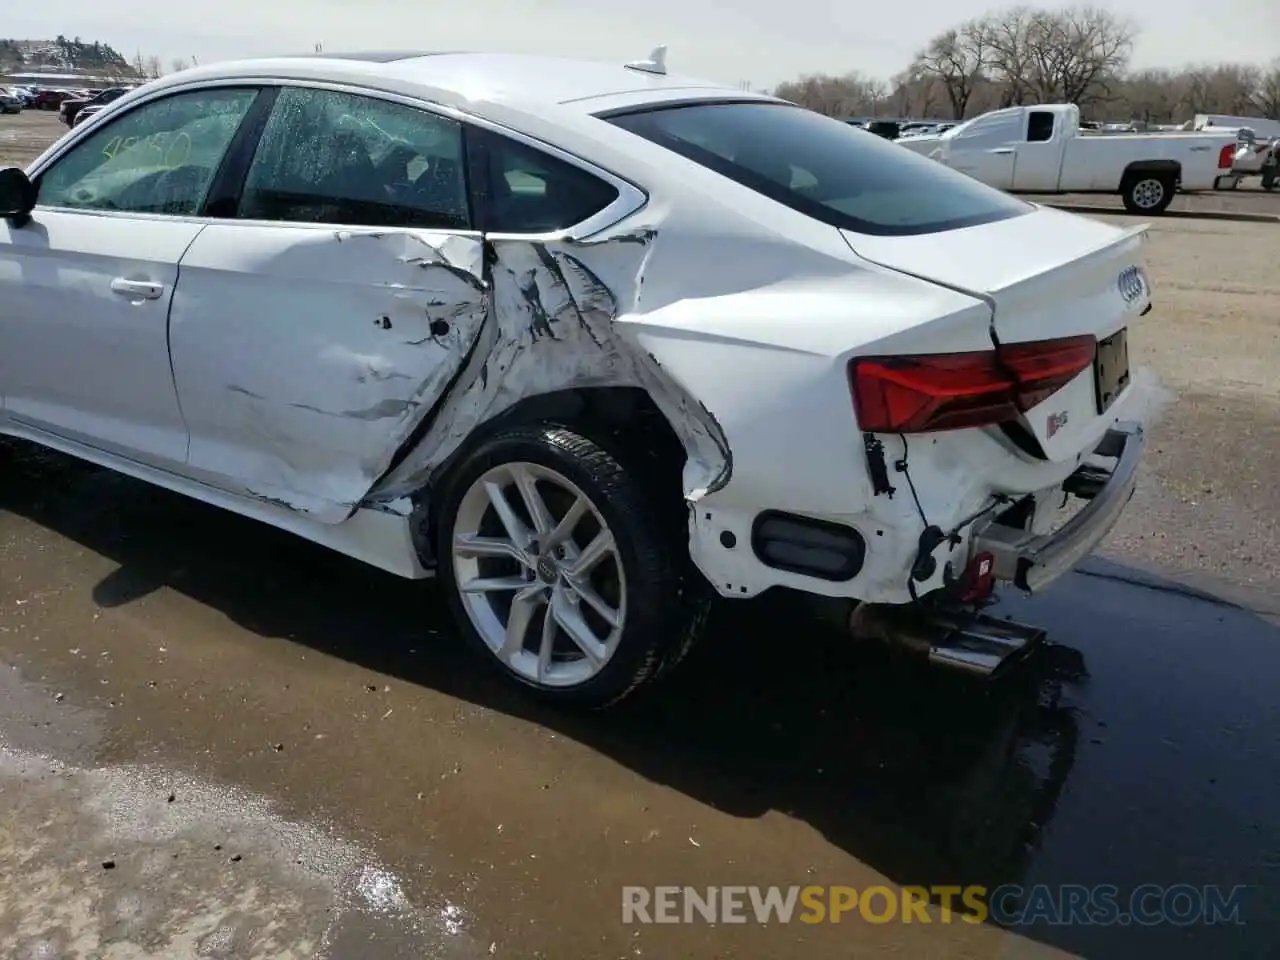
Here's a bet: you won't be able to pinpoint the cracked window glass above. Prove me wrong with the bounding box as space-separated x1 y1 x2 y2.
239 87 470 229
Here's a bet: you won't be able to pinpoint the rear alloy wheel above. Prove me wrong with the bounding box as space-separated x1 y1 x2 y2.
436 423 704 707
1122 174 1175 214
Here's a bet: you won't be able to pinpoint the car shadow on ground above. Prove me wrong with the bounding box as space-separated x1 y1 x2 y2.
3 439 1277 957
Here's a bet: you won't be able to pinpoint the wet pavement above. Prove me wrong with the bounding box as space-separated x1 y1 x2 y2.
0 439 1277 959
1 680 480 959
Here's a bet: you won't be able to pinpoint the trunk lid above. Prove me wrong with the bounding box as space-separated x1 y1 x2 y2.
840 206 1151 461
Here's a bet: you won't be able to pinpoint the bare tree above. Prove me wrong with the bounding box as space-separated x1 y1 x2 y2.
1178 65 1221 116
145 55 163 79
132 50 146 77
971 5 1135 107
973 6 1037 106
773 71 890 117
1181 63 1263 116
1120 68 1180 123
888 68 943 118
1255 59 1280 117
772 4 1277 125
908 20 988 119
1028 5 1135 104
169 56 189 74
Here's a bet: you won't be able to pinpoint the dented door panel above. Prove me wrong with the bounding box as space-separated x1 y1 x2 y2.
169 223 486 522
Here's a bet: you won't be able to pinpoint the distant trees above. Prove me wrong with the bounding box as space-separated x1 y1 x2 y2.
773 72 889 118
3 36 136 77
775 4 1280 124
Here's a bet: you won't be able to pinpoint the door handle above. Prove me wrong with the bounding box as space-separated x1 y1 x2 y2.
110 278 164 300
988 147 1016 155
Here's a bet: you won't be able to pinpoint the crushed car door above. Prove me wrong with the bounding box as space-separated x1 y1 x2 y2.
169 85 487 522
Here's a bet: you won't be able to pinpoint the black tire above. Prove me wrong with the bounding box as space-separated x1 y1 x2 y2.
435 422 707 709
1262 166 1278 191
1121 172 1176 214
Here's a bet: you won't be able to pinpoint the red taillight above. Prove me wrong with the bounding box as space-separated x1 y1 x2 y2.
1219 144 1236 169
849 335 1096 433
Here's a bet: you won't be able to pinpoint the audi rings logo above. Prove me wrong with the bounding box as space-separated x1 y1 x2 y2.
1117 266 1147 305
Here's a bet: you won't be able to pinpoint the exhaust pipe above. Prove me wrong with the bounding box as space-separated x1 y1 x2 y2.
850 603 1046 679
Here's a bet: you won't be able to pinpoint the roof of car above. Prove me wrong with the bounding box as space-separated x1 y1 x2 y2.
149 50 755 114
102 50 783 197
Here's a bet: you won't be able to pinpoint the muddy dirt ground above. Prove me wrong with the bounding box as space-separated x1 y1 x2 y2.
1 110 1278 959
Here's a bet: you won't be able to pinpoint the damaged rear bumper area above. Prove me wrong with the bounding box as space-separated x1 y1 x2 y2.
973 421 1145 594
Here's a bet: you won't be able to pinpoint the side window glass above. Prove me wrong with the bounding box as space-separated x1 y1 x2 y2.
954 109 1021 148
239 87 469 229
37 88 258 215
484 134 619 233
1027 111 1055 143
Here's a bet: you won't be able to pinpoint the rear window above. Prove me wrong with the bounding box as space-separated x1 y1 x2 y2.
604 101 1031 237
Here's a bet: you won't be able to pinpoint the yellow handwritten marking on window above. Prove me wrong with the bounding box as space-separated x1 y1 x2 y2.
164 131 191 169
100 130 193 170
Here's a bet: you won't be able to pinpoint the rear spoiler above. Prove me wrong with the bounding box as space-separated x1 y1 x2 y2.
975 219 1150 300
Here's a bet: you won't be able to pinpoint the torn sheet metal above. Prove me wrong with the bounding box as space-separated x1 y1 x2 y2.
368 228 731 504
168 227 488 523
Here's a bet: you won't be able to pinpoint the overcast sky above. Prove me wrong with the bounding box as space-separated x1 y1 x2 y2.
10 0 1279 88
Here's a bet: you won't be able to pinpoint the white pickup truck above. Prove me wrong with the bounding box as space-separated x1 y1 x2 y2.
896 103 1238 213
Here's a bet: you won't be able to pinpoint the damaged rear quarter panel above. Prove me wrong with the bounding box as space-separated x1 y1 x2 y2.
169 225 488 522
370 227 732 502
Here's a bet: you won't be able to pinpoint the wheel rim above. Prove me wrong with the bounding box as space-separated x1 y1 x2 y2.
1132 178 1165 209
451 461 627 688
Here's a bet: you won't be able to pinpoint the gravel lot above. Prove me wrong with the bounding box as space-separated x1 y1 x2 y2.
1041 186 1280 218
1 110 1278 960
0 108 67 167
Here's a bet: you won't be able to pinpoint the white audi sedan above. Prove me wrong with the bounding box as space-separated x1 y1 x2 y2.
0 49 1148 707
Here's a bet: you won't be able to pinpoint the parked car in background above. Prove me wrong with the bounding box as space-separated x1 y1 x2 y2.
30 88 74 111
0 89 22 114
1192 113 1280 141
895 103 1238 213
59 86 131 126
865 119 901 139
1223 131 1280 190
8 87 35 107
898 121 936 136
72 102 109 127
898 121 957 139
